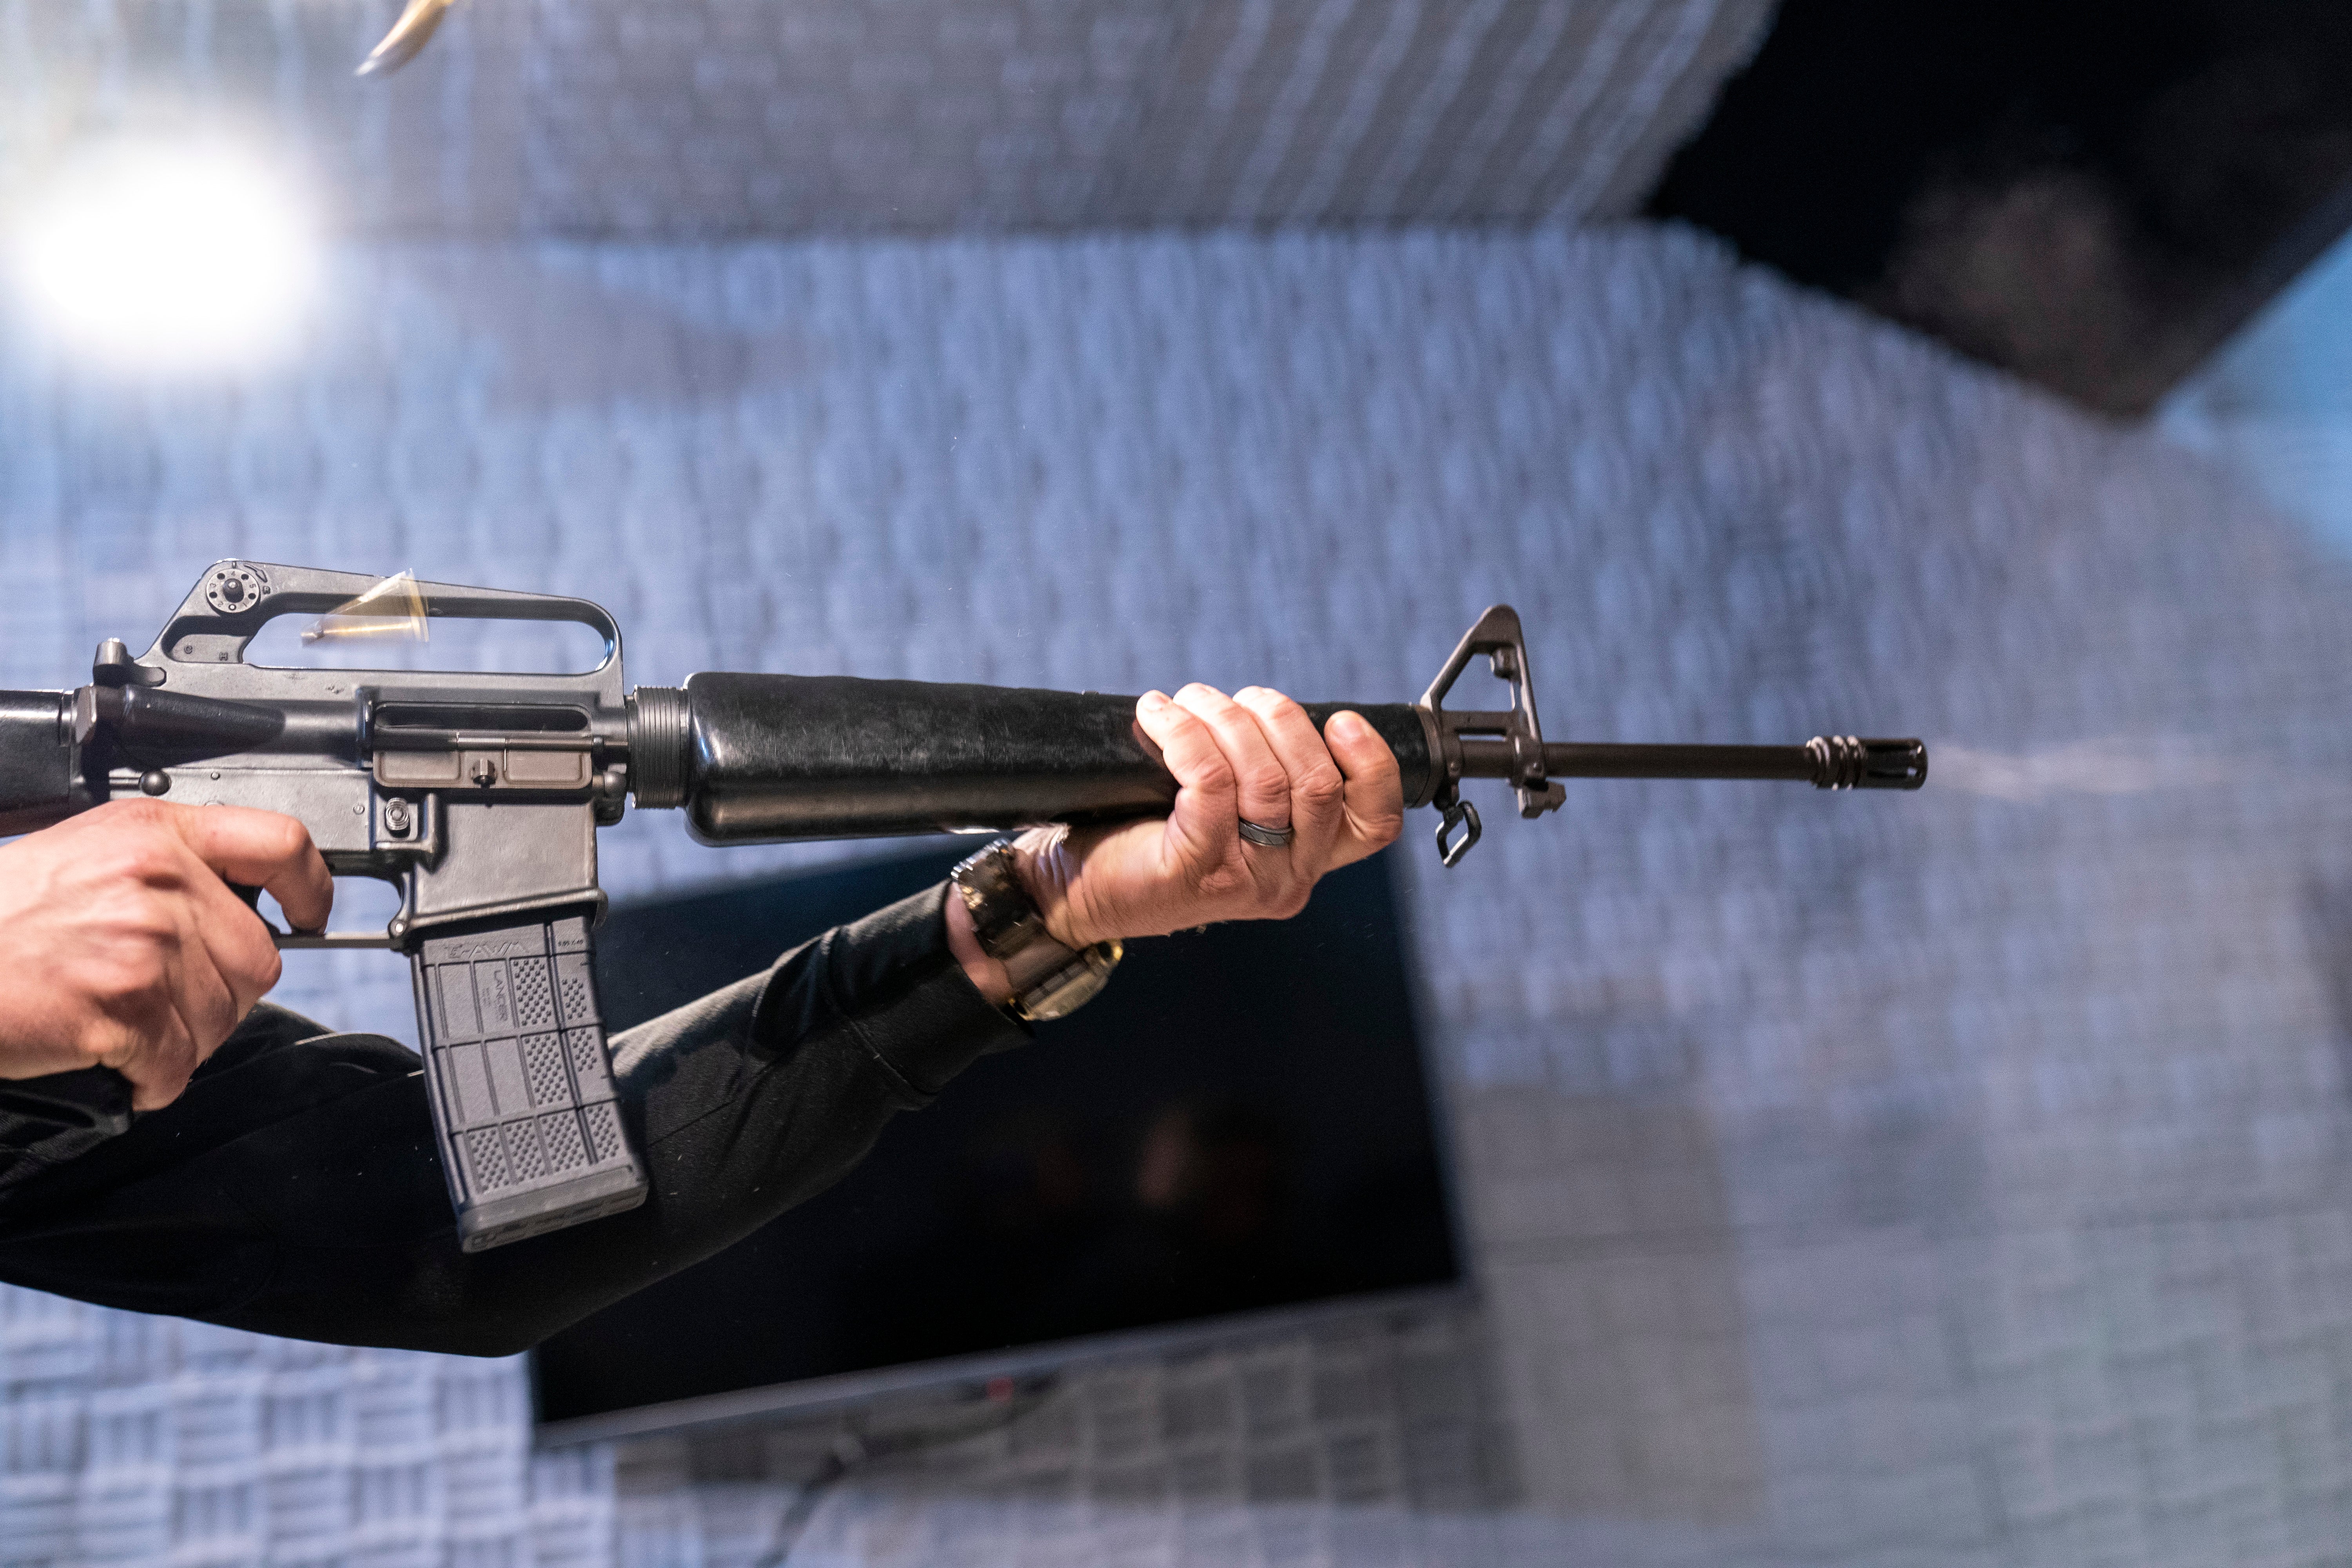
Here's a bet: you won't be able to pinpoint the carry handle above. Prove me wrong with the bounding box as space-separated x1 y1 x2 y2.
143 561 622 686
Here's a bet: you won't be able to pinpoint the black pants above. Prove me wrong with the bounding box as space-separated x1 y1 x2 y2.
0 886 1024 1356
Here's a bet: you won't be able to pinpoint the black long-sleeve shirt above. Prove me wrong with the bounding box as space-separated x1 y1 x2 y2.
0 885 1025 1355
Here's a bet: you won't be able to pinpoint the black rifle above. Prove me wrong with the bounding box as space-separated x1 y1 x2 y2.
0 563 1926 1250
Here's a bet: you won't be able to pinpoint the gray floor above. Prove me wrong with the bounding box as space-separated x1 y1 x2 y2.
6 223 2352 1564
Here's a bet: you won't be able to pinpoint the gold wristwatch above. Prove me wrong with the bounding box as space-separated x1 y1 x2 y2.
949 840 1123 1022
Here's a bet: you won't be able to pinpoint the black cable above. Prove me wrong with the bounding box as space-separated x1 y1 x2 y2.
751 1375 1061 1568
752 1437 858 1568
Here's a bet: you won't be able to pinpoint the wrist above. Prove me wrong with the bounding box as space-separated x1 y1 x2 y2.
947 836 1125 1023
1007 827 1103 949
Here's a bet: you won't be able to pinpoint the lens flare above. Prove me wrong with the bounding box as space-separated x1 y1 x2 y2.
8 139 319 374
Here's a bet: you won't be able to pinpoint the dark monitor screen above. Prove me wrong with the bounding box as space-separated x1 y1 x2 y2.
530 843 1461 1436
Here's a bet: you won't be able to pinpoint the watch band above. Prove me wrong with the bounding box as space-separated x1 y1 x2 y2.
950 841 1123 1022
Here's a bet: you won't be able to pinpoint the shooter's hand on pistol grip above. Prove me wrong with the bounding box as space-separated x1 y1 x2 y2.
0 801 331 1109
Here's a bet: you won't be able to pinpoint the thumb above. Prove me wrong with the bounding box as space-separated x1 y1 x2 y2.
1323 710 1405 864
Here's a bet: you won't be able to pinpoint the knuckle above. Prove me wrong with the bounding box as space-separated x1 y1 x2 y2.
1294 766 1345 811
93 828 185 889
263 814 312 861
140 1063 195 1110
1241 762 1289 802
120 841 184 887
87 954 171 1009
94 887 180 949
62 1029 116 1071
1196 862 1249 902
94 797 172 830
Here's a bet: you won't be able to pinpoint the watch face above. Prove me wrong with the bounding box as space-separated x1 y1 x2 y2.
955 842 1044 953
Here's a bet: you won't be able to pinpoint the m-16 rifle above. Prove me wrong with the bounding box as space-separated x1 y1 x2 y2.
0 563 1926 1252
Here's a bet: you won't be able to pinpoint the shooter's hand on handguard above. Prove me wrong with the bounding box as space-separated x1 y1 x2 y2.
947 686 1402 1004
0 801 332 1110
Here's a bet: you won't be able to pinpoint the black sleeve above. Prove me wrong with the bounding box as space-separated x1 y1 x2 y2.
0 1069 134 1194
0 883 1027 1356
0 1001 336 1193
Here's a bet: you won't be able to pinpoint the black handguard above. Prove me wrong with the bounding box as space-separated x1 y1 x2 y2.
630 605 1924 869
0 564 1926 1250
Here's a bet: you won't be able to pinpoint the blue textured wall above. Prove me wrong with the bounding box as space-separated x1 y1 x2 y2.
6 223 2352 1565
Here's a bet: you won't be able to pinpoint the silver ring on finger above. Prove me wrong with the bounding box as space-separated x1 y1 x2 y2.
1238 818 1296 849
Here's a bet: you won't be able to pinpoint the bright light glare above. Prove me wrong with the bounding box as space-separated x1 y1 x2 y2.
10 140 319 373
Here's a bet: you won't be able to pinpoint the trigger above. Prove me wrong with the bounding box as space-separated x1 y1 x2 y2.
227 880 308 942
228 880 282 933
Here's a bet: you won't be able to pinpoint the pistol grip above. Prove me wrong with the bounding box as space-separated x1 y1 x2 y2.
408 912 648 1251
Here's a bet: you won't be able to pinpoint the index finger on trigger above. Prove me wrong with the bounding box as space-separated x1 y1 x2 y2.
164 804 335 935
180 866 288 1017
